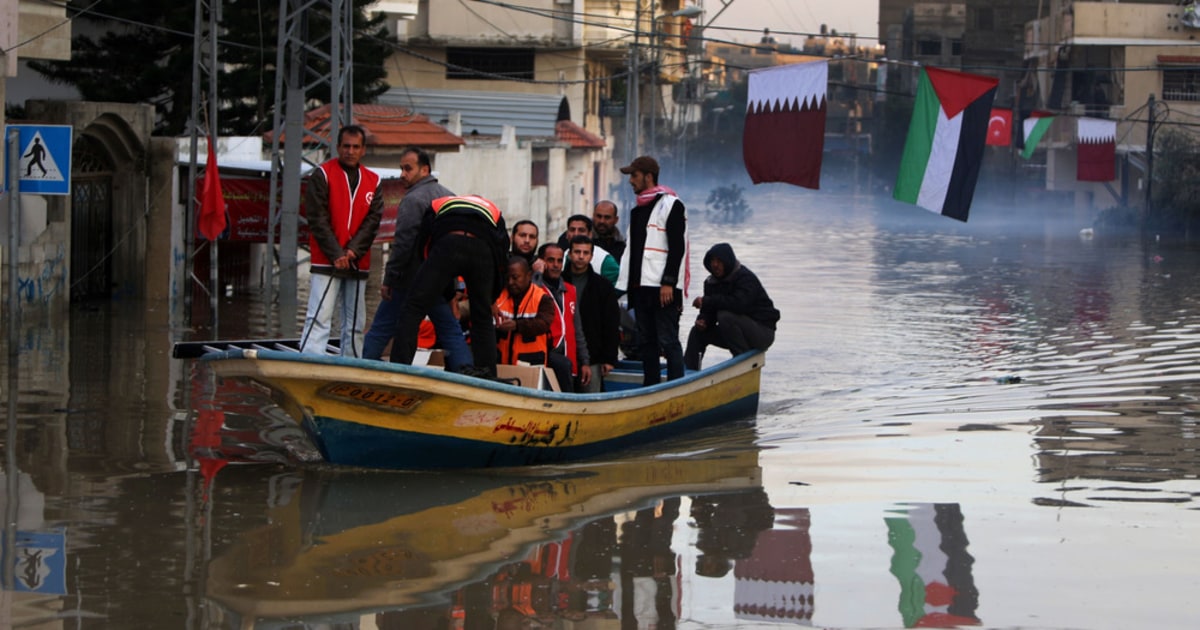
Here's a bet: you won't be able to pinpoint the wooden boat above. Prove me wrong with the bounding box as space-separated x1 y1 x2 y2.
204 432 763 622
175 339 765 469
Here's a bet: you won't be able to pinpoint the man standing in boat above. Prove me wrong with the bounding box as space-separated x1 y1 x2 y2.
565 235 621 392
684 242 779 370
534 243 590 392
362 147 469 368
617 156 688 386
299 125 383 357
389 195 509 376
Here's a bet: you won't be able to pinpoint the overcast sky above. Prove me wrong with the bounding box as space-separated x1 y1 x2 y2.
699 0 880 45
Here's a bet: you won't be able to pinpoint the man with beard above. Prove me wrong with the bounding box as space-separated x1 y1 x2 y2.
362 147 469 368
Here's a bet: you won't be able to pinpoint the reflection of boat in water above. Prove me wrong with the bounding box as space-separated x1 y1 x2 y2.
205 425 763 623
175 339 764 469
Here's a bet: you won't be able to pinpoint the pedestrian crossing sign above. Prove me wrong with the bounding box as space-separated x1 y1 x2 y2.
4 124 73 195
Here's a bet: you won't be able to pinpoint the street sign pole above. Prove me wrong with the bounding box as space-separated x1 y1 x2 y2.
6 127 20 361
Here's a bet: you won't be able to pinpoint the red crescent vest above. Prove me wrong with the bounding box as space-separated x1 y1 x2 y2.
546 281 580 374
309 160 381 270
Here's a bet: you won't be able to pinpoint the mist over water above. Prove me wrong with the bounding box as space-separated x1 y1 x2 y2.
3 185 1200 628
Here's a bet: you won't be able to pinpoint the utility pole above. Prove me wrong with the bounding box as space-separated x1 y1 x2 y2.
1143 93 1155 230
265 0 355 335
187 0 221 336
626 0 642 165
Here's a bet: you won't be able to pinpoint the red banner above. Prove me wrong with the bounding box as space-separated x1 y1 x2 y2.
195 177 404 244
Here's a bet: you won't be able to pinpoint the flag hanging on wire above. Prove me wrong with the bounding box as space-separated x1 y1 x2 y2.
1021 111 1055 159
742 60 827 190
986 108 1011 146
198 137 227 241
893 67 999 222
1076 117 1116 182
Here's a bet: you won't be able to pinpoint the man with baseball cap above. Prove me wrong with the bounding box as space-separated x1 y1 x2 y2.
616 156 689 386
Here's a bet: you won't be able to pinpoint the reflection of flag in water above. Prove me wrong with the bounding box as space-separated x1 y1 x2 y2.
885 503 980 628
743 60 828 190
1077 117 1116 182
986 108 1011 146
893 67 999 222
734 508 814 624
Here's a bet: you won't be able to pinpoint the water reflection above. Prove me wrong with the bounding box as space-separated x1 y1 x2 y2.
886 504 978 628
203 426 766 627
2 193 1200 627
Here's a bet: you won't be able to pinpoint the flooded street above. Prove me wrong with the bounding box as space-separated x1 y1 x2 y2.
3 188 1200 629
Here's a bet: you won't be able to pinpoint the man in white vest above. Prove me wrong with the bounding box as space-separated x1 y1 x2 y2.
616 156 688 386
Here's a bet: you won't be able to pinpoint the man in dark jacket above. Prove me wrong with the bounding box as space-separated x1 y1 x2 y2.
390 195 509 376
363 147 469 367
565 235 620 392
684 243 780 370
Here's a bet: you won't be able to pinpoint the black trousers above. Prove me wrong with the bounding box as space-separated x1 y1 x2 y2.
391 234 496 372
684 310 775 370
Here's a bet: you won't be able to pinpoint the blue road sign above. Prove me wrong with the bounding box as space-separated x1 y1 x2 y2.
4 124 73 195
2 529 68 594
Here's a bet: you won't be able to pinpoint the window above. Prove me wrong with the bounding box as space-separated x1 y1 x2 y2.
531 160 548 187
951 39 963 56
974 7 994 31
1163 68 1200 102
918 39 942 56
446 48 535 80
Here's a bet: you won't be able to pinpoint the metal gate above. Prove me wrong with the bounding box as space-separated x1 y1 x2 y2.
70 136 113 301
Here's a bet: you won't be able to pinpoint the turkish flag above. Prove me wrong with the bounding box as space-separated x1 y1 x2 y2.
198 137 227 241
986 108 1012 146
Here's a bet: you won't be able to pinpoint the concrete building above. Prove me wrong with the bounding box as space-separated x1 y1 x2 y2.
1022 0 1200 211
1 0 74 316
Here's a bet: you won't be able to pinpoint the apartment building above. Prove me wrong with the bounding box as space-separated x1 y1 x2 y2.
1023 1 1200 208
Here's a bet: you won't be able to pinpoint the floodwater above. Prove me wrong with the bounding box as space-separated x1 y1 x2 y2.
3 188 1200 629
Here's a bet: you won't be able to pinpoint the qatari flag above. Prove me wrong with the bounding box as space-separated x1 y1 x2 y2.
1077 117 1116 182
734 508 814 624
743 60 827 189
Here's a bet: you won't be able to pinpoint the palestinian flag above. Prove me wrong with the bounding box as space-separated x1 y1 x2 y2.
893 67 999 222
1077 117 1116 182
743 60 827 190
885 503 980 628
1021 111 1055 159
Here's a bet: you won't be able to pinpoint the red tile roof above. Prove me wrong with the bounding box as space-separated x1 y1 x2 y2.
265 103 464 149
555 120 606 149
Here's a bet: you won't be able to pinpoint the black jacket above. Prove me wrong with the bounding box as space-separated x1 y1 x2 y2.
565 266 621 365
698 243 780 329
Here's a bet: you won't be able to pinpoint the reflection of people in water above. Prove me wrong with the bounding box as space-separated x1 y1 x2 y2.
691 488 776 578
619 498 681 628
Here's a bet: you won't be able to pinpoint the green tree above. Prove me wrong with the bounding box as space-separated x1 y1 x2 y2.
705 183 752 224
1149 128 1200 238
29 0 395 136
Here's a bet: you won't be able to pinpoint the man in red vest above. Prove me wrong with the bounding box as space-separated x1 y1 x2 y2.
535 243 590 392
299 125 383 356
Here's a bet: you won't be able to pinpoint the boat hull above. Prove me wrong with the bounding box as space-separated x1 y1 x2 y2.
204 350 765 469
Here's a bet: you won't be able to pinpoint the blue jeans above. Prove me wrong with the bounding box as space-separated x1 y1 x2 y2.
631 286 685 385
391 234 497 372
363 287 471 370
300 273 367 357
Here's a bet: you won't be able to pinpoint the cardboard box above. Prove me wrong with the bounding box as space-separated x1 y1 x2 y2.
497 363 561 391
